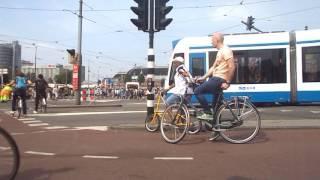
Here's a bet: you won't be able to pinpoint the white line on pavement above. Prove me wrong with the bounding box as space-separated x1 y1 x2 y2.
11 132 25 135
43 126 69 130
28 123 49 127
280 110 293 112
0 146 10 150
311 111 320 114
18 118 35 121
153 157 194 160
82 155 119 159
73 126 108 131
22 120 42 124
25 151 55 156
30 110 146 117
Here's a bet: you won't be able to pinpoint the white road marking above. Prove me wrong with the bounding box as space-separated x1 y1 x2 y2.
11 132 25 135
153 157 194 160
43 126 69 130
25 151 55 156
82 155 119 159
23 120 42 124
311 111 320 114
280 110 293 112
0 146 10 150
73 126 108 131
30 110 146 117
18 118 35 121
28 123 49 127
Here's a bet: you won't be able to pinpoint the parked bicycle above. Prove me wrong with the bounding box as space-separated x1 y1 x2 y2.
160 84 261 144
0 125 20 180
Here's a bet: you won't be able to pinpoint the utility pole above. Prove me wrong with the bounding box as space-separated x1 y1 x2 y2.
87 59 90 89
33 44 38 78
75 0 83 105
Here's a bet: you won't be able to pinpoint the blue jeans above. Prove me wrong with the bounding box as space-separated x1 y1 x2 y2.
194 77 225 114
166 94 192 106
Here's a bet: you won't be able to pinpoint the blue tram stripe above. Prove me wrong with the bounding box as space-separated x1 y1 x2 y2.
190 42 289 50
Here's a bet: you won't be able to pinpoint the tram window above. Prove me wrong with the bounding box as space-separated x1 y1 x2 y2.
191 57 205 77
302 46 320 82
233 48 286 84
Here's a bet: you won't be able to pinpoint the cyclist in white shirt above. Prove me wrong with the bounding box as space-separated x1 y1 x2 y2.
164 57 193 105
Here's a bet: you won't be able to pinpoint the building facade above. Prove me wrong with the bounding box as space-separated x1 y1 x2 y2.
0 41 21 82
21 63 85 83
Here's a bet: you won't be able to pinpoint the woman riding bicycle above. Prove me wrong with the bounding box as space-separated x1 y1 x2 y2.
11 70 31 117
163 56 193 105
195 32 236 120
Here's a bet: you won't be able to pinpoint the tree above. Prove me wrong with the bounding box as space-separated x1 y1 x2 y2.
54 69 72 84
137 73 145 85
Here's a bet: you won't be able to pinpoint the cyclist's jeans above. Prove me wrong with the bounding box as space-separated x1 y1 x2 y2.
12 88 27 114
35 91 47 111
166 94 191 106
194 77 225 114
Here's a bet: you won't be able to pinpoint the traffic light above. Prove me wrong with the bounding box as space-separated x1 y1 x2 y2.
66 49 78 64
155 0 173 31
247 16 255 31
130 0 149 32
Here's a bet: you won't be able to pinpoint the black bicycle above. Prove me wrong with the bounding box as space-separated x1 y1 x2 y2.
0 126 20 180
160 84 261 144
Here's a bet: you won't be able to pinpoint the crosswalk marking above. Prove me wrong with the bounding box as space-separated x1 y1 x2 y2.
28 123 49 127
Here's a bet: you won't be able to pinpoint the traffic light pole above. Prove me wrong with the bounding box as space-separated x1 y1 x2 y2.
76 0 83 105
147 30 155 115
146 0 155 116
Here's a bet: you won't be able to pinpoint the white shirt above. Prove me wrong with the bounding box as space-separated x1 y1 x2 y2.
170 65 193 95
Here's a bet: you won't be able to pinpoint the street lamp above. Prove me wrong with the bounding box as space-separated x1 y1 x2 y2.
32 43 38 78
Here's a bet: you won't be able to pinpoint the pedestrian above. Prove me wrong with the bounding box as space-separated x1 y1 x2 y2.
33 74 48 113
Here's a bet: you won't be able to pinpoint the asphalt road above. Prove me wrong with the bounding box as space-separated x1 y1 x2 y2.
1 113 320 180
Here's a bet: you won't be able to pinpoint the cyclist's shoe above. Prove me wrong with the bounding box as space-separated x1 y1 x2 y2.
197 113 213 121
33 110 38 114
209 132 220 141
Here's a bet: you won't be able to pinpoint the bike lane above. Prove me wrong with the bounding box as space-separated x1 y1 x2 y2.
1 111 320 180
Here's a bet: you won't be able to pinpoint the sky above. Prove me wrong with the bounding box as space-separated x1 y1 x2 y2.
0 0 319 82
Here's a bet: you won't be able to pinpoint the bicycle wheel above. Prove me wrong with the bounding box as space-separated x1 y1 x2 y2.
188 112 202 134
145 113 160 132
217 100 261 144
160 104 189 144
0 127 20 180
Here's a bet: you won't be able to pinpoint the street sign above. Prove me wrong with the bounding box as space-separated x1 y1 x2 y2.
72 65 79 90
0 68 8 75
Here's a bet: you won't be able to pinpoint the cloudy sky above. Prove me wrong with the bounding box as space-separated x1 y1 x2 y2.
0 0 319 81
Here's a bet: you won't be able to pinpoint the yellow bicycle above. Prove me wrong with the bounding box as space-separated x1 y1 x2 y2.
144 91 167 132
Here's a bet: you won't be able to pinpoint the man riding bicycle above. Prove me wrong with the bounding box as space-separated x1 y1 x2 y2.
34 74 48 114
11 70 31 117
195 32 236 120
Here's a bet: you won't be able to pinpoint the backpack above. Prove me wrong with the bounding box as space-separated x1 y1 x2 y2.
16 76 27 89
36 79 47 91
